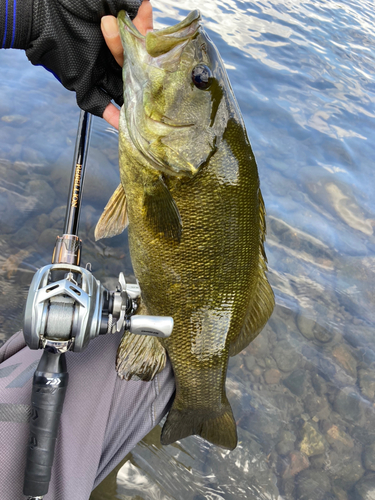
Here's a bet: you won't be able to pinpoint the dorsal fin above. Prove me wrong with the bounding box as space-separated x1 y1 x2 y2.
229 190 274 356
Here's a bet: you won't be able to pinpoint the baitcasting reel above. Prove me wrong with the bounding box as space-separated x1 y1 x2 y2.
22 111 173 500
24 258 173 355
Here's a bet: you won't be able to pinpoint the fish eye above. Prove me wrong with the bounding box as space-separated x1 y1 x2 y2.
192 64 213 90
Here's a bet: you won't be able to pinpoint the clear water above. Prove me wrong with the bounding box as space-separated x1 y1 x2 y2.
1 0 375 498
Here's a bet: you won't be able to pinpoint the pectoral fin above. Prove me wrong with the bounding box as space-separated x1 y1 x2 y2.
116 331 167 381
116 302 167 381
144 176 182 241
95 183 128 241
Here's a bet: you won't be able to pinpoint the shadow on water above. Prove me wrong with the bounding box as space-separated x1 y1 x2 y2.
1 0 375 498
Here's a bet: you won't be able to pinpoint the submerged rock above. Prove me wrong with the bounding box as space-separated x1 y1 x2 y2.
295 469 331 500
299 422 326 457
333 388 363 423
273 341 302 372
353 473 375 500
363 443 375 471
283 369 306 396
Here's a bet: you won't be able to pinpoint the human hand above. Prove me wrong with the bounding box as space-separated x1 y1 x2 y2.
102 0 153 129
25 0 147 120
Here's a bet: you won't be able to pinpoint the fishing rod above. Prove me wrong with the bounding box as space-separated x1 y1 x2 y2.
22 110 173 500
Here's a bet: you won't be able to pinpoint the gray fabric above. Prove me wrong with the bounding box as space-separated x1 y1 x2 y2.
0 404 31 423
0 331 175 500
0 364 21 378
5 360 39 388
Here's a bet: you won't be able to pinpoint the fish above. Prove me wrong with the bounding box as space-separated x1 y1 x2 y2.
95 9 274 450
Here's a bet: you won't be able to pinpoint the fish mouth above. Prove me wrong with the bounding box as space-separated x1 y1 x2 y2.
118 9 201 57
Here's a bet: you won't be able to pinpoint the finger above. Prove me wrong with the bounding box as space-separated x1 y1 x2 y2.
101 15 123 67
103 103 120 130
133 0 153 35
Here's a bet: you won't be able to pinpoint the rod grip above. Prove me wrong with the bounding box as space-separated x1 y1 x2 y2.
23 350 69 498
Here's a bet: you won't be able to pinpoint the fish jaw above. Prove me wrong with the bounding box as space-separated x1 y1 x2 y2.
117 10 232 178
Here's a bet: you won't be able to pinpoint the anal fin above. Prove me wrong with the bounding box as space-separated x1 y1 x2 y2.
95 183 128 241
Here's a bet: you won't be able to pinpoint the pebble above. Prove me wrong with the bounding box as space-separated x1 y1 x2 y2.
363 442 375 471
37 228 59 249
276 430 296 455
264 368 281 385
244 353 257 371
273 341 301 372
297 314 335 343
14 226 39 249
332 344 358 378
325 424 354 453
333 388 363 423
282 451 309 478
295 469 331 500
26 179 55 214
353 473 375 500
332 459 364 489
299 422 326 457
358 369 375 401
283 369 306 396
311 372 328 396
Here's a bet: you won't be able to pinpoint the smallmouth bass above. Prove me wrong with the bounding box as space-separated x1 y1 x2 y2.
95 10 274 450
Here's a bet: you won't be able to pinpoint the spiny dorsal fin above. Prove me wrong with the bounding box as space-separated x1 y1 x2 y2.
144 176 182 241
94 183 128 241
229 190 274 357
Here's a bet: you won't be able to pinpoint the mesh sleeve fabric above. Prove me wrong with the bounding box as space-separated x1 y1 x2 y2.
1 0 143 116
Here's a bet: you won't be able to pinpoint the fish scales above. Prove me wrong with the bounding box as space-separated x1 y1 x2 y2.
95 9 274 450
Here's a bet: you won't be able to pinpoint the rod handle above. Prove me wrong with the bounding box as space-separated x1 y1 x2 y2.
23 351 68 498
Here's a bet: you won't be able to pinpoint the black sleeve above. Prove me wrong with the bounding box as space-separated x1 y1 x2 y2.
0 0 143 117
0 0 34 49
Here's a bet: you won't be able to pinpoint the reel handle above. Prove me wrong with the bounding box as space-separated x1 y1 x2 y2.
23 350 68 498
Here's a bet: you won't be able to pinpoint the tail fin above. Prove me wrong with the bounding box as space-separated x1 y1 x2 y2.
160 401 237 450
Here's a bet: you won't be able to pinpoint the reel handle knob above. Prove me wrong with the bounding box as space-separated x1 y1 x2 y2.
126 315 173 339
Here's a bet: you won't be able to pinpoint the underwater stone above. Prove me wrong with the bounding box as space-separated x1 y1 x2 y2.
13 226 39 249
332 344 357 378
283 369 306 396
273 341 301 372
37 228 59 249
281 450 309 478
333 389 363 423
264 368 281 385
299 422 326 457
304 393 330 420
311 372 328 396
363 443 375 471
26 179 55 214
244 353 257 371
332 460 364 489
297 314 335 344
247 332 269 357
353 474 375 500
325 424 354 453
276 430 296 455
295 469 331 500
358 369 375 401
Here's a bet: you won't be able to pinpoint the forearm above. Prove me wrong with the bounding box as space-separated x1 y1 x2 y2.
0 0 33 49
